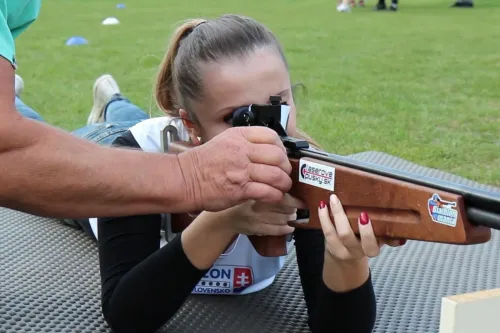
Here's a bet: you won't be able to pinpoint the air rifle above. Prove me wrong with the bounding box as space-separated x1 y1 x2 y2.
161 96 500 257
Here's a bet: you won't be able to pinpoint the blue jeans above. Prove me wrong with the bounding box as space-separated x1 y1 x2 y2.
16 94 150 145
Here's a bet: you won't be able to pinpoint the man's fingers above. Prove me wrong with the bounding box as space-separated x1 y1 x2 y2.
247 143 292 175
254 193 306 214
280 193 308 209
247 164 292 194
237 126 286 153
253 201 296 214
279 206 297 215
255 224 295 236
242 183 285 204
258 212 293 226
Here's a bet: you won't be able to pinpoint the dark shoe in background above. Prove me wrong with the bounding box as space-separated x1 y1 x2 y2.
451 1 474 7
374 1 387 10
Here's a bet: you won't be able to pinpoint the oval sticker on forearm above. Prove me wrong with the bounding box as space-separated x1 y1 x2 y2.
299 159 335 191
427 193 458 227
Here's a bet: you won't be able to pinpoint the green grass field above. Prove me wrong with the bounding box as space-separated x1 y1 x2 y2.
14 0 500 186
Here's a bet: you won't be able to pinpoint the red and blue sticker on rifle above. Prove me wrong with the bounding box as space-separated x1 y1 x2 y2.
427 193 459 227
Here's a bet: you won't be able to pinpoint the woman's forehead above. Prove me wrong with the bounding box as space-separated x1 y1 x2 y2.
201 48 290 109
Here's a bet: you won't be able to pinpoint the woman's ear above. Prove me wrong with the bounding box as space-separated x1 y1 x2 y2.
179 109 202 145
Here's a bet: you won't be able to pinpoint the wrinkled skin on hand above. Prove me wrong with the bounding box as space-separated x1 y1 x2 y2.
177 126 293 212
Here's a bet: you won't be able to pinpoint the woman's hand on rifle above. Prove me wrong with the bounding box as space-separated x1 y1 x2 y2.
317 194 406 292
221 193 307 236
182 194 306 270
318 194 405 261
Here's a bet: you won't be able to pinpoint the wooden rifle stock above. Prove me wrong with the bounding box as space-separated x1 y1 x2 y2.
162 126 499 258
287 156 491 242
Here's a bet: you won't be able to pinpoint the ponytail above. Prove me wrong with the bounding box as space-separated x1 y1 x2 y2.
155 18 207 117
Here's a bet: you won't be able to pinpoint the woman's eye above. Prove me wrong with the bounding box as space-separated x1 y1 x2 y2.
223 112 234 124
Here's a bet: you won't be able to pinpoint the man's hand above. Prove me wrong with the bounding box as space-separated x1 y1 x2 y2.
177 126 292 212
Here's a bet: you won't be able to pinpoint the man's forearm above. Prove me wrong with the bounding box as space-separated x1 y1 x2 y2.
0 114 195 218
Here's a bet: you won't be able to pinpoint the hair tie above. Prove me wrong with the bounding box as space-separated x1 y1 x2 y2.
179 21 206 42
177 21 207 53
195 21 207 28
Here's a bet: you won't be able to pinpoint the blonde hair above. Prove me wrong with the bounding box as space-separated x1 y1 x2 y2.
154 14 321 149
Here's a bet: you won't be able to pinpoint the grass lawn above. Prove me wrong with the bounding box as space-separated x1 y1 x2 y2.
14 0 500 186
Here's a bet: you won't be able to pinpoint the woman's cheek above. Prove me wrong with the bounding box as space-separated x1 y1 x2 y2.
204 124 232 142
286 118 297 136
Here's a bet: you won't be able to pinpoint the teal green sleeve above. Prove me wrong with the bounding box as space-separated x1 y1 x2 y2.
0 2 15 66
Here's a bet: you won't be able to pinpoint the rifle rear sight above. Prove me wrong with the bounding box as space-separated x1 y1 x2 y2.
230 95 310 155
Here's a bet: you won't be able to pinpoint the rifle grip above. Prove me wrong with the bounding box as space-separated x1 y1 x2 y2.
247 235 288 257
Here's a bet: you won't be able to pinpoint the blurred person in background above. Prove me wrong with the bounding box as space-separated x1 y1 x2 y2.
337 0 365 12
374 0 398 11
451 0 473 7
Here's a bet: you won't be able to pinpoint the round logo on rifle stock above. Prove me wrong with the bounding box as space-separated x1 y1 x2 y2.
300 163 307 179
298 159 335 191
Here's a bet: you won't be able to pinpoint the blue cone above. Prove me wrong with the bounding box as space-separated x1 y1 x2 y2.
65 36 88 46
116 3 126 8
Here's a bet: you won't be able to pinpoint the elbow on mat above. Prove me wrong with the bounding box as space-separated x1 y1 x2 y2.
102 299 164 333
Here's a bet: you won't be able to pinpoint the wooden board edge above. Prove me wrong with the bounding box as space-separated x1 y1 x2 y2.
439 288 500 333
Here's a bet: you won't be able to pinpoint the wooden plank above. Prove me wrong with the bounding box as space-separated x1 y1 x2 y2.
439 288 500 333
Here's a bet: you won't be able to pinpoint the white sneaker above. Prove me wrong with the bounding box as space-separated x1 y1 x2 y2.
15 74 24 96
87 74 121 125
337 3 352 11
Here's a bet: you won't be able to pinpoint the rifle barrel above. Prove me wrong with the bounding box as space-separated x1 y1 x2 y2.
298 147 500 230
467 207 500 230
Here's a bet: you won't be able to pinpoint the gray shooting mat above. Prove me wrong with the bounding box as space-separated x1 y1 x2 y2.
1 151 500 333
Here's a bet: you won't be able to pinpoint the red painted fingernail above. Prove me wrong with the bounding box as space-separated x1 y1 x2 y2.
399 239 407 246
319 201 326 209
360 212 369 225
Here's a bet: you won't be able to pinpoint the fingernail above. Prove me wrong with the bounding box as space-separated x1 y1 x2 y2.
319 201 326 209
399 239 407 246
330 194 340 205
360 212 369 225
